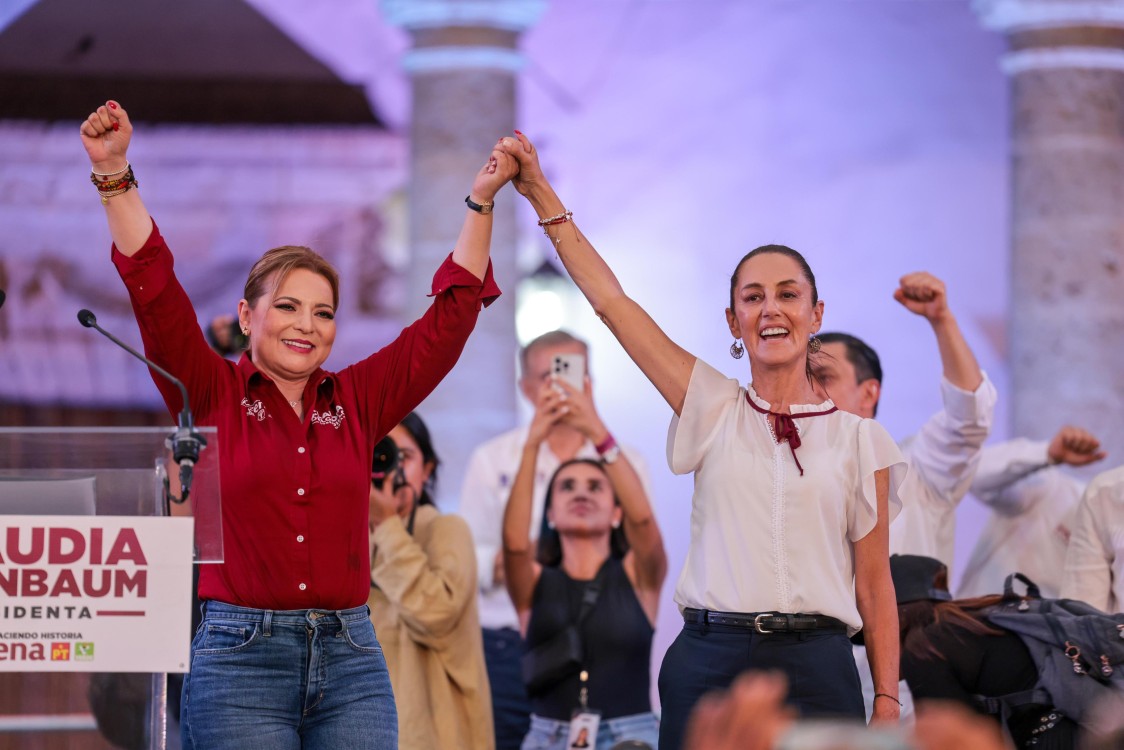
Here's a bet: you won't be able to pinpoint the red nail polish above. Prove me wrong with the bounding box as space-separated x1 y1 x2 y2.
108 102 117 110
514 130 523 135
112 122 119 132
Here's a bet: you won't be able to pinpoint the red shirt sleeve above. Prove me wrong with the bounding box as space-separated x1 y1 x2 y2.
111 220 230 420
344 253 501 439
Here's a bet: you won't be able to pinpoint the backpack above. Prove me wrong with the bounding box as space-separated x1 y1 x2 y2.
976 572 1124 729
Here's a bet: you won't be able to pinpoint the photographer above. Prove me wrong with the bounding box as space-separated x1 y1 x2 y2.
367 413 493 750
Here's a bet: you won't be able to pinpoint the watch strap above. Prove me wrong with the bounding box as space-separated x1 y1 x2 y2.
465 195 494 214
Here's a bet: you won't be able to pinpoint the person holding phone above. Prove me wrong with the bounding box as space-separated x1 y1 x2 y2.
459 330 653 750
498 133 906 750
81 99 514 750
502 371 667 750
366 412 493 750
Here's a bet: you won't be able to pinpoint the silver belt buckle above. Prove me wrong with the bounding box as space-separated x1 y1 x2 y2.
753 614 774 634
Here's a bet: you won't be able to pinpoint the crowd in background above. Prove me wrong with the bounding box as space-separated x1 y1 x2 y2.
76 101 1123 750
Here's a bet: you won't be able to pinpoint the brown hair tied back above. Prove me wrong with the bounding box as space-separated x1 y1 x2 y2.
243 246 340 312
728 244 821 384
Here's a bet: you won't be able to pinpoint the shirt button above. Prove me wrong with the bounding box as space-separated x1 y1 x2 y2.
297 488 305 496
296 535 305 543
299 583 307 591
298 447 306 454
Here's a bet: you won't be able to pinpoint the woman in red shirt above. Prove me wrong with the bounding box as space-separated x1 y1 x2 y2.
80 100 516 750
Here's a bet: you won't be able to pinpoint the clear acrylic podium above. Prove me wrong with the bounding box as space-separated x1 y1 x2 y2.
0 426 222 750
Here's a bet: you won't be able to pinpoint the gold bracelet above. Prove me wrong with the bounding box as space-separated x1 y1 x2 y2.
98 185 134 205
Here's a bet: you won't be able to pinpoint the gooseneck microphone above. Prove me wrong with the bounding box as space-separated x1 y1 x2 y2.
78 308 206 506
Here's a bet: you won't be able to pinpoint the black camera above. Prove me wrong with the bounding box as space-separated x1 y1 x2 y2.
371 435 402 491
205 317 249 357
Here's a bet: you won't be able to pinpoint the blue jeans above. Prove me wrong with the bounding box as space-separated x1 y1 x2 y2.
484 627 533 750
181 601 396 750
521 712 659 750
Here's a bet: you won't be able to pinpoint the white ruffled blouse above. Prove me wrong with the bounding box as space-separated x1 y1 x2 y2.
667 358 908 633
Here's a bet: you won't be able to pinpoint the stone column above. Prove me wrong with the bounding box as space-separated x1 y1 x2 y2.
383 0 546 507
977 0 1124 464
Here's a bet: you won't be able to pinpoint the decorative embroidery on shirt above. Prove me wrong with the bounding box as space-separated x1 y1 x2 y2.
311 405 346 429
241 398 268 422
765 412 792 612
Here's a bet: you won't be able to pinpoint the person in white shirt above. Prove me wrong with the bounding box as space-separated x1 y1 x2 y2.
1061 465 1124 612
958 426 1106 599
812 272 998 571
812 274 995 723
498 133 906 750
459 329 649 750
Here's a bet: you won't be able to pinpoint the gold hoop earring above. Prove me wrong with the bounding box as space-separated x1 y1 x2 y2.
730 340 745 360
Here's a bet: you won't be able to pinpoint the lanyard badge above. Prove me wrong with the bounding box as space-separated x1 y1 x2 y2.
568 670 601 748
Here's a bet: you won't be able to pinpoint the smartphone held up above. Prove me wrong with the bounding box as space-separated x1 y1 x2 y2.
551 353 585 392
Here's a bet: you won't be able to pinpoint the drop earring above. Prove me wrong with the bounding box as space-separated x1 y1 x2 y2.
730 340 744 359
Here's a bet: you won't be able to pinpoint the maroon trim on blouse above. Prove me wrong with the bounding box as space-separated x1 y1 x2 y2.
745 394 837 476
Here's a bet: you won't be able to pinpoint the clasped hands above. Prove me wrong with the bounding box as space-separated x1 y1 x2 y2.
471 132 548 206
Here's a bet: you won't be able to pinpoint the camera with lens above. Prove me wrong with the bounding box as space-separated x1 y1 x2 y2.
371 435 405 492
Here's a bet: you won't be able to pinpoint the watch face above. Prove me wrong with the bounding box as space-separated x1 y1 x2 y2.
465 195 493 214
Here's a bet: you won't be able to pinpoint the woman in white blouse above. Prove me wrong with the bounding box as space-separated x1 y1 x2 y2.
498 133 907 749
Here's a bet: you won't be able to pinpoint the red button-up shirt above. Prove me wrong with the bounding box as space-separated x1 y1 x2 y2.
113 221 499 610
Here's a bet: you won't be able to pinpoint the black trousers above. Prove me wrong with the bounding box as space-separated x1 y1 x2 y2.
657 622 864 750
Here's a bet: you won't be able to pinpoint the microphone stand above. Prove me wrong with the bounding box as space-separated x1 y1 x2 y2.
77 309 207 514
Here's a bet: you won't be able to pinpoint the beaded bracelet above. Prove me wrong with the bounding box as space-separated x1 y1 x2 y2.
91 161 130 178
537 209 572 228
90 165 139 204
91 172 133 191
537 210 573 243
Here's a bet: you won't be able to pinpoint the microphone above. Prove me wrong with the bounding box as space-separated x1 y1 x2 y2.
78 308 207 505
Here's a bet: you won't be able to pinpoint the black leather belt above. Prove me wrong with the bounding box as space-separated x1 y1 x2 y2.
683 608 847 634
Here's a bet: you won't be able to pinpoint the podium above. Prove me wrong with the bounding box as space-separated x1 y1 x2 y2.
0 426 221 750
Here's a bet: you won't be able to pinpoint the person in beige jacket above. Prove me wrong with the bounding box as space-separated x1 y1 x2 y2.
368 412 494 749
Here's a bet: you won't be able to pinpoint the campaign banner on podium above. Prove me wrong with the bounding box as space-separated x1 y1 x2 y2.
0 516 194 672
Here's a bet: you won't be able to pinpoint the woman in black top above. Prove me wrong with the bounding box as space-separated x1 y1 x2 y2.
503 376 667 750
893 555 1077 750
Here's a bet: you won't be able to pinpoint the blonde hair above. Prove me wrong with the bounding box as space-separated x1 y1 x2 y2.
243 246 340 310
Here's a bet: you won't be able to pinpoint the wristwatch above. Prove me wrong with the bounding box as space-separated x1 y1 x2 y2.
465 195 494 215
